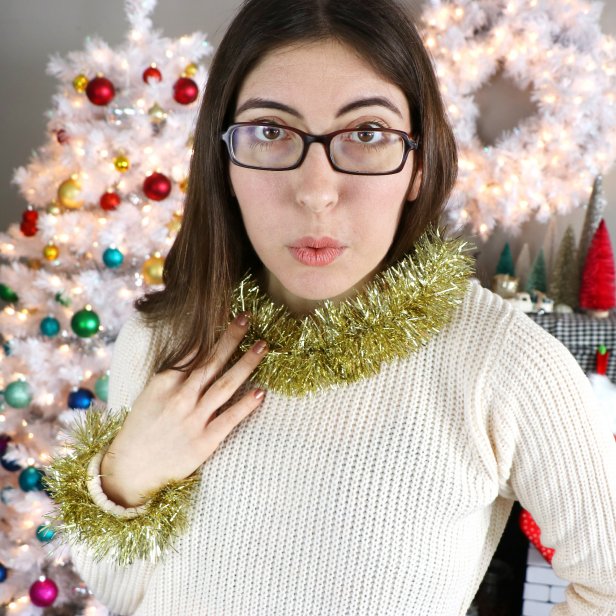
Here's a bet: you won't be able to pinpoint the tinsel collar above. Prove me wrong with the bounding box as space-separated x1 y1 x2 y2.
231 226 475 396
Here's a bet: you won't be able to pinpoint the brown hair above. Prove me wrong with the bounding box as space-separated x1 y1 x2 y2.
135 0 458 374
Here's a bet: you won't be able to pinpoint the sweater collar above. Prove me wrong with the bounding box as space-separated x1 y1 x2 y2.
231 226 476 396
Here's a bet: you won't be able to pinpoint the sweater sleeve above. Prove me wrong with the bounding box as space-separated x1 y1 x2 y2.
481 308 616 615
67 312 161 615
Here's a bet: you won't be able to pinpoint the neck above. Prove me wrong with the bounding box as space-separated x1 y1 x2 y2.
261 265 383 316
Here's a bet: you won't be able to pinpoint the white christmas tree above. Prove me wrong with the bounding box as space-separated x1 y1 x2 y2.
0 0 212 612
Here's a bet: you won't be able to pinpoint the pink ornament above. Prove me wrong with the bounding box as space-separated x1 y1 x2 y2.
29 577 58 607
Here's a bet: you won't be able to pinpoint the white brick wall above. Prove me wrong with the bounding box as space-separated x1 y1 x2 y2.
522 545 568 616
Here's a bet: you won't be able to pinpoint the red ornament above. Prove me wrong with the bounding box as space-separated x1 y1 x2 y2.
143 66 162 83
22 210 39 223
596 346 610 375
579 219 616 311
173 77 199 105
55 129 70 144
86 76 116 106
100 191 122 211
143 173 172 201
519 509 555 564
29 577 58 607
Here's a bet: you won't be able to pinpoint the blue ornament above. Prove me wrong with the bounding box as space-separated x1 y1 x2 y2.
4 380 33 409
36 524 56 543
0 562 7 583
18 466 45 492
40 316 61 337
1 455 21 472
94 374 109 403
67 387 94 410
103 247 124 269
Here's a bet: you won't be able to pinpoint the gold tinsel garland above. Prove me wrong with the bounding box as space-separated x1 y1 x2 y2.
41 406 201 566
231 226 476 396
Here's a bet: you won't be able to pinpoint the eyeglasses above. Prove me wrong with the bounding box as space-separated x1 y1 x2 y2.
220 122 420 176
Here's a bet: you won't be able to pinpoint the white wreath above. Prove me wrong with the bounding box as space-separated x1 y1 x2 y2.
420 0 616 238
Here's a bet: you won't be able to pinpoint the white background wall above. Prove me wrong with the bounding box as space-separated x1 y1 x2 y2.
1 0 615 287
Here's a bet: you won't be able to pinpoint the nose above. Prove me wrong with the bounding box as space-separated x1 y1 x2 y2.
292 142 340 213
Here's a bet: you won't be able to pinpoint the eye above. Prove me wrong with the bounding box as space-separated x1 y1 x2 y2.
255 125 285 141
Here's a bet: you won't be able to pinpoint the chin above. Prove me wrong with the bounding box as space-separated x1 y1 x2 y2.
279 269 366 303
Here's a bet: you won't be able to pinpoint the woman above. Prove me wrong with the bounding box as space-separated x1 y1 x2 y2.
43 0 616 614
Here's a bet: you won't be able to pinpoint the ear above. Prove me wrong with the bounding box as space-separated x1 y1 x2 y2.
407 167 422 202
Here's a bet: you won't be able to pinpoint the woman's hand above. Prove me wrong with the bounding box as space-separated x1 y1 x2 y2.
100 313 266 508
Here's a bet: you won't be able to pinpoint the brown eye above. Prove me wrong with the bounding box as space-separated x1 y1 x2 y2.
357 130 375 143
262 127 281 140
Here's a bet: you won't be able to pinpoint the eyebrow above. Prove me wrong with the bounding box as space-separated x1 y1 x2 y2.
234 96 404 119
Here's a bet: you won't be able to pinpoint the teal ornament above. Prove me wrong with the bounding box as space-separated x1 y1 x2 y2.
94 373 109 402
36 524 56 543
19 466 45 492
54 292 71 307
5 380 33 409
40 316 61 337
103 247 124 269
2 341 12 356
0 283 18 303
71 307 101 338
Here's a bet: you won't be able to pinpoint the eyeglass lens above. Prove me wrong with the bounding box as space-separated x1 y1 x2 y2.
229 125 406 173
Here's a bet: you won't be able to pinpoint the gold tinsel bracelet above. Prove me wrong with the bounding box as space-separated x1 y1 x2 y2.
41 406 201 567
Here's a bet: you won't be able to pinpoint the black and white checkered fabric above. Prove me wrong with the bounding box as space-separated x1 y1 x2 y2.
528 312 616 384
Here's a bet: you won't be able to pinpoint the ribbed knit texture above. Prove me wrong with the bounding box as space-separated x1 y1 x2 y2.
67 280 616 615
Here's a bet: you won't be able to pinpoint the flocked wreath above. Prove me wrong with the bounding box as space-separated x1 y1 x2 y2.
420 0 616 238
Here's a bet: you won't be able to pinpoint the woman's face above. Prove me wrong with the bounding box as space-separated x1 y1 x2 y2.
229 39 421 314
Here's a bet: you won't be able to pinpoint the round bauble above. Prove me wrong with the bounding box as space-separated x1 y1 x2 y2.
40 316 61 337
36 524 56 543
86 75 115 106
67 387 95 410
173 77 199 104
143 172 171 201
143 65 162 83
57 178 84 209
55 128 70 144
113 155 130 173
0 283 19 303
0 563 7 583
100 190 121 211
71 307 100 338
43 243 59 261
19 466 45 492
94 373 109 402
103 247 124 269
183 62 198 77
142 254 165 285
29 578 58 607
4 380 33 409
72 74 88 93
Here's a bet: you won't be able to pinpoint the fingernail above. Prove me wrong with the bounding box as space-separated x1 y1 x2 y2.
254 388 265 400
253 340 268 354
235 312 249 327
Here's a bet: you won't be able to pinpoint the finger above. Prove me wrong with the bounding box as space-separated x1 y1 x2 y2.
203 387 265 440
198 339 268 414
182 312 251 395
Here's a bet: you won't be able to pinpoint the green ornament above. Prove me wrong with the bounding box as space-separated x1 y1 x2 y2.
71 307 101 338
94 373 109 402
55 292 71 307
0 284 18 303
4 380 33 409
496 243 515 276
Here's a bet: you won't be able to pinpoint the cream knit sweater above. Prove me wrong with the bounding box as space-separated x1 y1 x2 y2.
65 279 616 615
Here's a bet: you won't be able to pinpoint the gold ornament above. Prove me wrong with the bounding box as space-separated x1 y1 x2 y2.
183 62 198 77
113 155 130 173
148 103 168 126
27 258 43 271
41 405 201 566
57 177 84 209
186 133 194 149
73 74 88 93
178 177 188 193
230 227 476 396
142 253 165 285
166 211 183 235
43 243 60 261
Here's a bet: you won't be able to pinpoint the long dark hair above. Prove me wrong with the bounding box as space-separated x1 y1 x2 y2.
135 0 458 374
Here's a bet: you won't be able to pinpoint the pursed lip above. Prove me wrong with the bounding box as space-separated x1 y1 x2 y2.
289 236 346 249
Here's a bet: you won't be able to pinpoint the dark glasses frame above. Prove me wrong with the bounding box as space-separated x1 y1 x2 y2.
220 122 421 176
